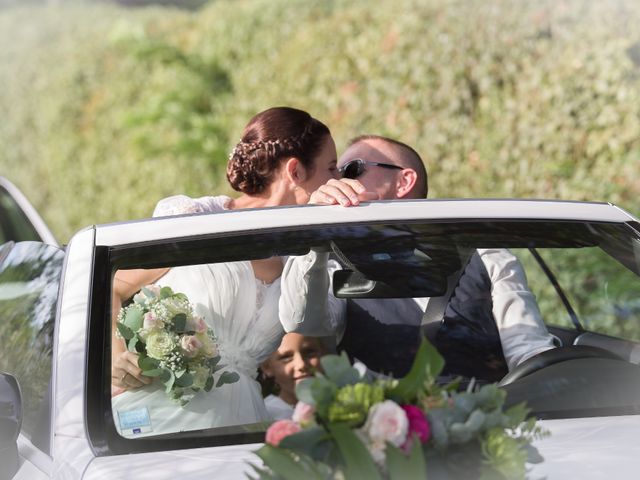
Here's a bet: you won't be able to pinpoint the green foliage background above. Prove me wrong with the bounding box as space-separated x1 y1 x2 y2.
1 0 640 243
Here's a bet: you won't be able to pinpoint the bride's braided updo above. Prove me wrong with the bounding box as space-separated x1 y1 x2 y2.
227 107 331 195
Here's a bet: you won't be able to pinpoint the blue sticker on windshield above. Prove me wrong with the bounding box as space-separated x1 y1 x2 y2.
117 407 152 436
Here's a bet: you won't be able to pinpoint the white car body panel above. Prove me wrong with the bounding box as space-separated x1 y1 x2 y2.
94 200 635 247
531 415 640 479
84 443 259 479
51 228 96 478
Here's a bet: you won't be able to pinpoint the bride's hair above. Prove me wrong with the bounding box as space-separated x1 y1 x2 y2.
227 106 331 195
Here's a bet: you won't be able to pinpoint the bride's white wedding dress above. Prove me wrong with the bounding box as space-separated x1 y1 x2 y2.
112 195 285 437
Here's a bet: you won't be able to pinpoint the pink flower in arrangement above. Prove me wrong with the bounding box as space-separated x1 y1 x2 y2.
401 405 431 452
265 420 302 446
143 312 161 330
363 400 409 448
180 335 203 358
292 402 315 425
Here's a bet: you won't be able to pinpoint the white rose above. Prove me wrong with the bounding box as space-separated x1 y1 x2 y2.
362 400 409 448
145 331 176 359
191 365 211 389
196 332 218 358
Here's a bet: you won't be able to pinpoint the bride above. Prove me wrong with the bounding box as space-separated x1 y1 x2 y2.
111 107 340 436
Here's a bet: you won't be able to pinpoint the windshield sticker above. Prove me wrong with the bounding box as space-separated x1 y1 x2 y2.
117 407 152 435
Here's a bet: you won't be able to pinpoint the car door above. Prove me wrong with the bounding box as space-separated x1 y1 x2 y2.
0 240 66 479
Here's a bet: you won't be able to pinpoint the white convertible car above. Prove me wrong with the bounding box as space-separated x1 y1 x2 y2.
1 199 640 479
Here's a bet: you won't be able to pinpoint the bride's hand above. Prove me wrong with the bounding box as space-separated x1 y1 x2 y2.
308 179 378 206
112 351 152 390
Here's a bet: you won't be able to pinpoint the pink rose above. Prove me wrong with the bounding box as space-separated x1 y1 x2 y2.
143 312 160 330
401 405 431 451
186 315 207 333
265 420 301 446
363 400 409 448
292 402 315 425
180 335 203 358
145 285 161 296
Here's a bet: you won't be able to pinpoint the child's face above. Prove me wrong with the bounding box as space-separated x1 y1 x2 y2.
262 333 325 404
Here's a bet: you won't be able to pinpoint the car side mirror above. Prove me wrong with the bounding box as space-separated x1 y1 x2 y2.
0 372 22 480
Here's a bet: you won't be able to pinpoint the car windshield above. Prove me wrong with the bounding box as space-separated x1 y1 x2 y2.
0 184 42 244
105 217 640 451
0 241 65 447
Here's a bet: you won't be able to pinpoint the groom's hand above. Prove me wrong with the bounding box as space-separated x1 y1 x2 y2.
308 179 378 206
112 351 152 391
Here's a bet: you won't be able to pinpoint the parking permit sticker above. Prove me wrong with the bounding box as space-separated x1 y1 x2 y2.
117 407 152 435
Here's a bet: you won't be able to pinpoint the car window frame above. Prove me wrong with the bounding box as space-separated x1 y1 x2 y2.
87 216 640 455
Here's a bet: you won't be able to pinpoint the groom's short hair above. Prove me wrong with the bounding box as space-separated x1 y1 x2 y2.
348 135 428 198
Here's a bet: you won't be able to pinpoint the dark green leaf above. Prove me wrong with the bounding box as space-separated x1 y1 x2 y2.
279 426 327 456
163 369 175 392
216 370 240 387
160 286 173 298
204 374 214 391
138 355 160 371
141 368 164 377
117 322 134 341
254 445 320 480
175 372 193 387
388 338 444 403
173 313 186 332
329 424 383 480
386 440 427 480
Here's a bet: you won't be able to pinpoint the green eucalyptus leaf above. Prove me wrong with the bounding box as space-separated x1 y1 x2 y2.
160 286 173 298
142 286 157 298
295 378 316 406
216 371 240 387
204 374 214 391
116 322 134 341
138 355 160 371
127 335 140 352
175 372 193 387
141 368 164 377
164 369 176 393
320 352 361 387
173 313 187 332
123 306 144 332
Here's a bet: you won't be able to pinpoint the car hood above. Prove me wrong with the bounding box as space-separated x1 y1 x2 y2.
84 443 260 479
529 414 640 479
83 415 640 479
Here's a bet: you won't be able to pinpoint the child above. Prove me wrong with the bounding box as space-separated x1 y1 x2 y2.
260 333 327 419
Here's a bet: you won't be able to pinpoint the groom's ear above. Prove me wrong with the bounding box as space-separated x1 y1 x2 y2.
284 157 307 185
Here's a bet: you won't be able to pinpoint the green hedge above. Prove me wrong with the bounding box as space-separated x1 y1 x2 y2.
1 0 640 242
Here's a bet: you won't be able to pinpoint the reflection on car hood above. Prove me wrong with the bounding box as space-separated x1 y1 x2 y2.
84 443 260 480
531 415 640 479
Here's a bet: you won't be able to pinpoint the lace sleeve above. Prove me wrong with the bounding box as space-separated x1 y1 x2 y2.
152 195 230 217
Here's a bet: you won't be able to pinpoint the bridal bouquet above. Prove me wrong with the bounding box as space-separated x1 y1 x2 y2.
252 339 547 480
116 285 238 406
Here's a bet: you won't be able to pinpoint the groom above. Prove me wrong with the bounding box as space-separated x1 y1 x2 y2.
297 134 556 380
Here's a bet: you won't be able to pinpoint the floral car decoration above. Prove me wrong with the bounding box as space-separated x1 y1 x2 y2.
116 285 238 405
252 339 547 480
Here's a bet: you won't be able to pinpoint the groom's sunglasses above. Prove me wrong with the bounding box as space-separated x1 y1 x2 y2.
338 158 404 179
